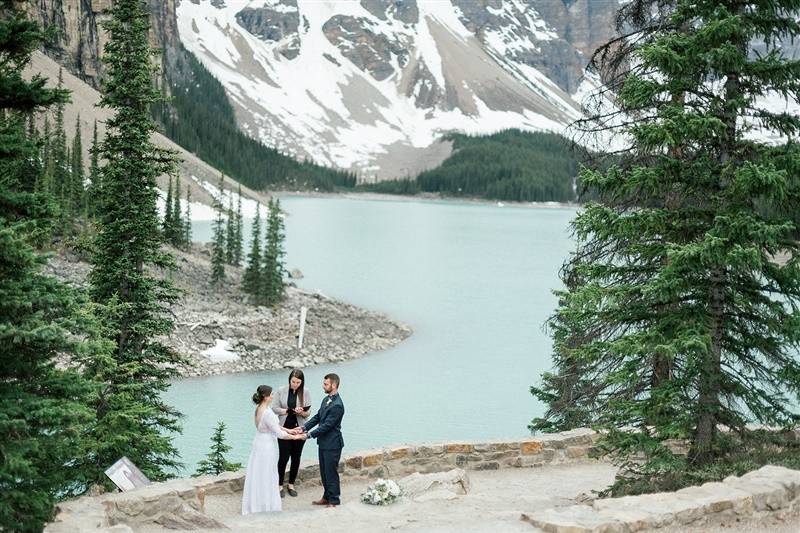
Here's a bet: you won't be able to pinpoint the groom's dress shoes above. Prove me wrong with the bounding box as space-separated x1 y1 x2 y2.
311 498 329 505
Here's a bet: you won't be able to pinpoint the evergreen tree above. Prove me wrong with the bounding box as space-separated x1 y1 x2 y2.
183 184 192 248
261 198 286 306
86 119 100 216
52 68 69 217
225 194 236 265
39 115 54 195
27 111 37 141
87 0 184 483
171 174 183 246
163 174 174 238
25 113 45 194
0 3 93 530
534 0 800 482
530 265 599 433
242 203 262 297
210 175 227 284
194 421 242 476
70 115 84 215
233 184 243 265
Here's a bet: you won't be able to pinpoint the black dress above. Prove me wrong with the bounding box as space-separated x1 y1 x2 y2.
278 388 306 486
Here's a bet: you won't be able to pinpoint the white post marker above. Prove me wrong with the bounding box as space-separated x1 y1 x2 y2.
298 306 307 349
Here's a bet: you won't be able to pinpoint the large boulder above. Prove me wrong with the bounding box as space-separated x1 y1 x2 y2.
398 468 470 502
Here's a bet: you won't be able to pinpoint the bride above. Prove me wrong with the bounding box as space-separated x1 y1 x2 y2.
242 385 304 514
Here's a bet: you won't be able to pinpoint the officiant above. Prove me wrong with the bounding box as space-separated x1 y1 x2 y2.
272 369 313 497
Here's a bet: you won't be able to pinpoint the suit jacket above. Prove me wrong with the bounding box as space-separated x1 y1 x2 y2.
271 385 313 427
303 393 345 451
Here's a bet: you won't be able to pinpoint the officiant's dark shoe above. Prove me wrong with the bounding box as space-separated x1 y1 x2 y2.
280 488 285 498
311 498 329 505
288 488 298 497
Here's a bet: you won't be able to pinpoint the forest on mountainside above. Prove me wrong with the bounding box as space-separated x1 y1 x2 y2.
151 45 357 192
359 130 582 202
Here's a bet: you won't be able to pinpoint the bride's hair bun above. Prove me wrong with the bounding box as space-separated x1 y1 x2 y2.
252 385 273 404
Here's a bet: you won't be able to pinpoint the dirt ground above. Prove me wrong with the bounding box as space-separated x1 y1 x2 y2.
133 461 800 532
138 463 617 532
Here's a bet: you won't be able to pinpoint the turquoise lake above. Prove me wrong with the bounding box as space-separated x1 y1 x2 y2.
164 196 577 474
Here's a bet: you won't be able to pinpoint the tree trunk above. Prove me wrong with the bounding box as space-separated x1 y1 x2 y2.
693 272 724 464
692 30 742 463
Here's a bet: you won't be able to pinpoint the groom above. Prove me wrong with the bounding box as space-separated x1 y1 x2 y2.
292 373 345 507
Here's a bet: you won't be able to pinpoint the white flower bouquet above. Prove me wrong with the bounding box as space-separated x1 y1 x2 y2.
360 478 402 505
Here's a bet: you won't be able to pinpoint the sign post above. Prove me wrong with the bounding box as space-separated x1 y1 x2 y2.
104 457 151 492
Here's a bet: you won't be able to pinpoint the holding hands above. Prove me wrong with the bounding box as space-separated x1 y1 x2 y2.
286 428 306 440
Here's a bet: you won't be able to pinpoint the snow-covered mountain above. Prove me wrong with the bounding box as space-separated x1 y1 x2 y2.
176 0 618 179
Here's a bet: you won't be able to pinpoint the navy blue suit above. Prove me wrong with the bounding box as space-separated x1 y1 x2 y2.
303 393 345 504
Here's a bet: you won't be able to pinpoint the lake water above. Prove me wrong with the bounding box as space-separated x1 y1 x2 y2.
165 196 577 475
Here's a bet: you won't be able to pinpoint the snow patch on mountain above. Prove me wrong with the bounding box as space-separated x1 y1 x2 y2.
176 0 604 179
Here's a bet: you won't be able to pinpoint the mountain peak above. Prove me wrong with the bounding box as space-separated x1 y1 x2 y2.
177 0 618 179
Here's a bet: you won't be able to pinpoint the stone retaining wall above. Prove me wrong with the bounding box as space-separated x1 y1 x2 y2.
46 427 800 532
321 427 600 481
523 464 800 532
46 429 601 531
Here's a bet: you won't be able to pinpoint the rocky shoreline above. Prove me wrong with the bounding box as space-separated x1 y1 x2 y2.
45 244 412 378
276 190 580 210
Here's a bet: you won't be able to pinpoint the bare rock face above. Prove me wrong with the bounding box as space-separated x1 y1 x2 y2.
21 0 109 88
21 0 182 89
235 1 301 60
323 15 409 81
401 58 444 110
452 0 619 94
360 0 419 25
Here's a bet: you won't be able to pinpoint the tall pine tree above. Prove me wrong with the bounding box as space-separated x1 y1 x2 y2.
70 115 84 216
40 114 53 195
210 174 227 284
262 198 286 306
243 202 262 297
233 184 243 265
51 68 69 219
163 174 174 238
171 174 183 246
225 194 236 265
87 0 184 482
183 184 192 248
0 3 94 530
534 0 800 483
86 119 100 216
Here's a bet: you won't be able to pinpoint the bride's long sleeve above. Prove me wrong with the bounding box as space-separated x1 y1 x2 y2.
261 410 291 439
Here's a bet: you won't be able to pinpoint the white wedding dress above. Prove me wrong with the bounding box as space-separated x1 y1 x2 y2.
241 408 290 515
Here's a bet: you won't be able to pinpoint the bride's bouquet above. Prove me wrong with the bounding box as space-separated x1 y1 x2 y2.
360 478 402 505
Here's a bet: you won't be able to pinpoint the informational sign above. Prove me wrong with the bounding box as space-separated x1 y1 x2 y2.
104 457 151 492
